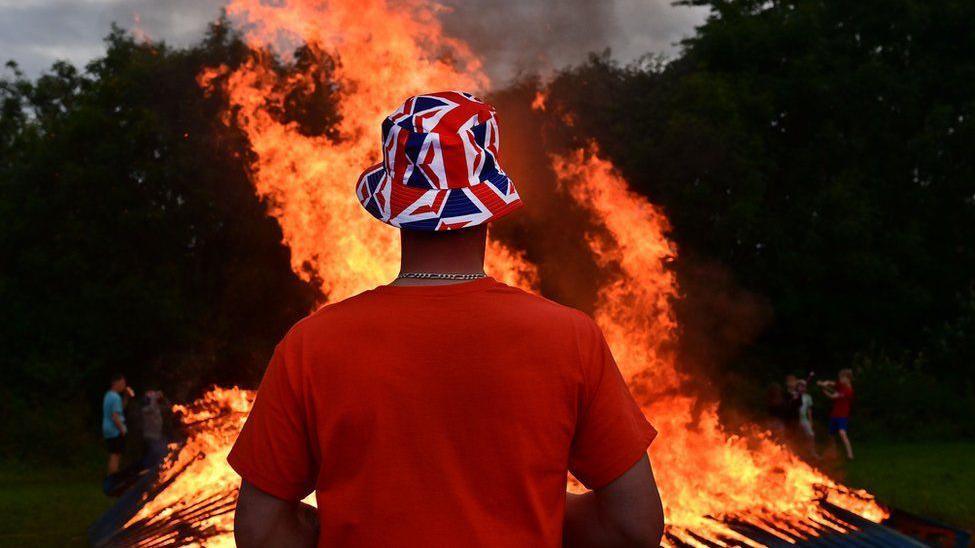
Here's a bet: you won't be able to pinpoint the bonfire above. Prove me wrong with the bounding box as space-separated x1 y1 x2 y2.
120 1 885 546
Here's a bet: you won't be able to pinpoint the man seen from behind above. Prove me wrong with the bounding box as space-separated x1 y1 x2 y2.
229 91 665 547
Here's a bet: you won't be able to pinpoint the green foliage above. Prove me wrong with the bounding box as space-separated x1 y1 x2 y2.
854 352 975 441
0 22 319 461
541 0 975 436
855 288 975 440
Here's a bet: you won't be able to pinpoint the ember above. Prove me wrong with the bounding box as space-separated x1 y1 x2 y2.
119 0 890 545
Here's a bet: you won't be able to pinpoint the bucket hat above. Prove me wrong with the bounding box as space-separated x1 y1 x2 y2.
355 91 522 231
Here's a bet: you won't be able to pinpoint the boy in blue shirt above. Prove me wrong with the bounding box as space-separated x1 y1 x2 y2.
102 373 130 475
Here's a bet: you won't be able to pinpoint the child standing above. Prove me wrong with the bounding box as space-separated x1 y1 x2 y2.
820 369 854 460
796 380 818 458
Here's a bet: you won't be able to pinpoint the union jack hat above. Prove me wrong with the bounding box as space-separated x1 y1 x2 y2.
355 91 523 231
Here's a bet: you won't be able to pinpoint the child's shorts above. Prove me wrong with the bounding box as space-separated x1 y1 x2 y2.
828 417 849 434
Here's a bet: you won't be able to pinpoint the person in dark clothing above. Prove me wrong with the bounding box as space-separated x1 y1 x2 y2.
766 382 787 435
140 390 169 467
784 374 803 431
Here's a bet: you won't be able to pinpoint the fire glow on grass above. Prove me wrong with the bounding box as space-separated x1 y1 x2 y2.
126 0 886 545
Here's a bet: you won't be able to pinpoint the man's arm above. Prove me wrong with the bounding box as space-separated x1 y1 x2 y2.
563 455 664 547
234 480 318 548
111 395 127 435
111 412 126 435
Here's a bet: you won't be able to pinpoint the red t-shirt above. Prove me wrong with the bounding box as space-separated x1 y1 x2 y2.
228 277 655 547
830 383 854 418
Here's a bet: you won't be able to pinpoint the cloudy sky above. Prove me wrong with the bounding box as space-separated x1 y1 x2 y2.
0 0 708 83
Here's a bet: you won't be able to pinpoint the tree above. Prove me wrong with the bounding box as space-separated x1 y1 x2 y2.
0 23 320 460
541 0 975 435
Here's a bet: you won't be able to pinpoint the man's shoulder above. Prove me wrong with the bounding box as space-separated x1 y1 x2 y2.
273 288 391 346
494 284 593 323
287 288 380 329
281 282 597 339
470 282 603 339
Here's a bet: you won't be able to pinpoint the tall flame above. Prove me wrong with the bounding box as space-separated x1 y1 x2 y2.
554 148 884 544
128 0 885 545
197 0 530 300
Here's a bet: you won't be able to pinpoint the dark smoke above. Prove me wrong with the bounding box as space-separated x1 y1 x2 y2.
487 81 773 416
487 82 605 313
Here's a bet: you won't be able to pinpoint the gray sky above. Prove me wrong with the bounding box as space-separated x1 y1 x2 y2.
0 0 708 83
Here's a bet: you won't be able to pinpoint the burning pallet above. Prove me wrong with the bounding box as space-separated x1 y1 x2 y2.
89 448 235 547
90 389 974 547
91 478 928 547
89 446 936 548
670 502 925 547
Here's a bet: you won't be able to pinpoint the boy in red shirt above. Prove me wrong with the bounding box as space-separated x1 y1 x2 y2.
821 368 855 460
228 91 664 547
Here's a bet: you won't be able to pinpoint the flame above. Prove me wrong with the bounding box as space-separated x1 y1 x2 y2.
126 0 885 545
131 13 152 43
195 0 513 301
553 147 885 544
124 387 252 547
531 90 547 112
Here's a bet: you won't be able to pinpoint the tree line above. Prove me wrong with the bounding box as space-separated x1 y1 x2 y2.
2 1 973 461
537 0 975 439
0 24 317 459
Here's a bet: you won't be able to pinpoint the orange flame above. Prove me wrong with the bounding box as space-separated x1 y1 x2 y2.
196 0 514 301
131 13 152 43
554 147 885 543
128 0 885 544
531 90 548 112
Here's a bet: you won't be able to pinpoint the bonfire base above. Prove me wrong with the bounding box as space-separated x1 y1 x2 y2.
90 454 945 548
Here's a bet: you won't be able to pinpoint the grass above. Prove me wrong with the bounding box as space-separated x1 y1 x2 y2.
0 454 111 547
840 441 975 532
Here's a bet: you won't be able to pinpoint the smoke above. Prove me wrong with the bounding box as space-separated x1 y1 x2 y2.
486 82 773 415
486 84 605 313
673 253 772 390
438 0 707 85
0 1 705 80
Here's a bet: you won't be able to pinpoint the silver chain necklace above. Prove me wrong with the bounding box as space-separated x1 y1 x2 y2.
397 272 487 281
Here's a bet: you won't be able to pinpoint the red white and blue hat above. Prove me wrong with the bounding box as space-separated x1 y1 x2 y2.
355 91 523 231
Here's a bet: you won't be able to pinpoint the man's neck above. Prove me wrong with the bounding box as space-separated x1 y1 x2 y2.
393 255 485 286
391 225 487 286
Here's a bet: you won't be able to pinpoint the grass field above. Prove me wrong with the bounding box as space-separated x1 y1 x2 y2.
841 441 975 532
0 455 109 547
0 441 971 545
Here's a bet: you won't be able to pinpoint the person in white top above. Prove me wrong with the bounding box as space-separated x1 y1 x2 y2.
796 380 819 458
